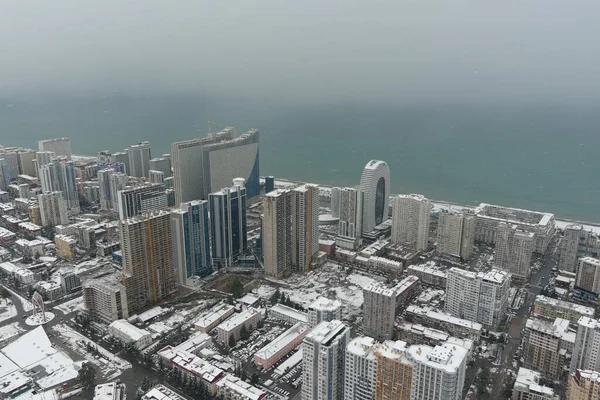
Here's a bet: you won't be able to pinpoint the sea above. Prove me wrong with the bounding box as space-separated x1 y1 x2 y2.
1 94 599 223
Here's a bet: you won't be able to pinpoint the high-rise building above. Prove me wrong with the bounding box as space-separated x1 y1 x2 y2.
374 340 413 400
0 159 9 191
38 137 72 160
523 318 574 378
511 367 556 400
344 336 378 400
576 257 600 295
39 158 80 214
302 320 350 400
437 212 475 260
0 151 19 181
98 168 115 210
571 317 600 376
567 370 600 400
265 176 275 194
445 268 510 328
263 189 293 279
363 276 420 341
495 222 535 283
330 187 340 219
148 170 164 184
171 127 259 204
120 210 177 314
391 194 431 252
559 224 600 273
109 173 128 212
149 156 171 177
83 276 129 324
408 343 467 400
38 191 69 227
126 141 151 178
17 150 36 177
209 182 247 268
308 297 342 328
117 183 168 220
336 187 363 250
112 152 129 175
360 160 390 235
292 184 319 272
171 200 212 286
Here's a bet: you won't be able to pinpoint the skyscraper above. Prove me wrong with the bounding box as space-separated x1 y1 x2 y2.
209 182 247 268
171 127 259 204
263 189 293 279
336 187 363 250
308 297 342 328
330 187 340 219
292 184 319 272
17 150 36 177
117 183 168 220
112 152 129 175
391 194 431 252
108 173 128 212
0 159 9 191
39 158 80 214
38 137 72 160
437 212 475 260
126 141 151 178
148 170 165 184
360 160 390 235
570 317 600 375
171 200 212 286
495 222 535 283
302 320 350 400
38 191 69 227
345 336 378 400
98 168 115 210
576 257 600 295
374 340 413 400
149 156 171 177
120 210 177 314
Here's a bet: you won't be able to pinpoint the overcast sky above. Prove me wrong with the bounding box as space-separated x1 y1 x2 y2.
1 0 599 103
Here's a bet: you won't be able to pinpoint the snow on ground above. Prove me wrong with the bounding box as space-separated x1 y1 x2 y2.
555 219 600 234
2 285 33 311
51 323 131 379
0 322 24 343
54 296 84 314
0 298 17 323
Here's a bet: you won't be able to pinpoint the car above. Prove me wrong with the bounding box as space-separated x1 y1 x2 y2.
21 315 27 319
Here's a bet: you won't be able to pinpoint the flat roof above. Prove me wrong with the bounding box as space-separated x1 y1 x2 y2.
269 304 308 323
217 308 260 332
407 342 467 373
254 323 307 361
305 320 347 345
194 303 235 329
514 367 554 396
109 320 151 342
364 275 419 298
346 336 377 359
308 297 342 312
274 350 303 376
534 295 594 317
216 374 266 400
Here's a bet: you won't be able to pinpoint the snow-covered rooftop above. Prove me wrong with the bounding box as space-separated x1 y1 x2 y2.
269 304 308 323
216 308 260 333
194 304 235 330
109 320 151 342
514 367 554 396
215 374 266 400
254 323 307 361
345 336 377 360
407 342 467 373
364 275 419 298
308 297 342 312
305 320 347 345
534 295 594 317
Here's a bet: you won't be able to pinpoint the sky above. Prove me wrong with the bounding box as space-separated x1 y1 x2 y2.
1 0 599 104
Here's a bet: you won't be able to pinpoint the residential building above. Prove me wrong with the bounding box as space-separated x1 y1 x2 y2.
126 141 151 178
193 303 236 333
523 318 574 378
38 191 68 227
254 323 308 369
93 382 126 400
209 183 247 268
121 210 177 314
35 151 55 170
17 150 36 177
39 158 80 214
60 271 81 293
308 297 342 328
215 374 267 400
0 159 9 191
533 295 594 324
108 320 153 349
83 276 129 324
302 320 350 400
391 194 431 252
38 137 71 160
344 336 378 400
558 224 600 272
268 304 308 325
98 168 116 210
363 276 420 340
149 156 171 177
112 152 130 175
576 257 600 294
330 186 340 218
216 308 261 346
336 187 363 250
570 317 600 375
360 160 391 235
408 342 467 400
148 170 164 184
445 268 510 328
474 203 555 253
55 234 77 260
291 184 319 272
495 222 535 283
108 173 128 212
404 306 482 342
171 127 259 204
374 340 413 400
437 212 475 260
117 183 167 220
263 189 293 279
567 370 600 400
511 367 556 400
171 200 211 286
407 263 448 288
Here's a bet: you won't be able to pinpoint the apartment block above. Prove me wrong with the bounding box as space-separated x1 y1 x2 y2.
523 318 575 378
83 276 129 324
263 189 293 279
344 336 378 400
495 222 535 283
391 194 431 252
533 295 594 324
567 370 600 400
559 224 600 272
308 297 342 328
216 308 261 346
291 184 319 272
437 212 475 260
511 367 556 400
576 257 600 294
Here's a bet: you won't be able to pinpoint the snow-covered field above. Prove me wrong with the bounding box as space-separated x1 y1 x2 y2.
256 263 385 318
0 322 24 343
0 298 17 323
3 286 33 311
52 323 131 380
55 296 84 314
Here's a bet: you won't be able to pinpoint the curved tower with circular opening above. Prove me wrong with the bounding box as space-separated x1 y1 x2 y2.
360 160 391 234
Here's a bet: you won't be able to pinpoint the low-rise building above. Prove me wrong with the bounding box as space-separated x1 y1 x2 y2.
404 305 482 342
15 238 46 258
512 367 556 400
238 294 261 309
215 374 267 400
35 281 63 300
18 221 41 239
268 304 308 325
533 295 594 324
254 323 308 369
406 262 448 288
0 261 35 285
0 227 16 246
108 320 153 349
93 382 126 400
142 384 190 400
193 303 236 333
216 308 261 346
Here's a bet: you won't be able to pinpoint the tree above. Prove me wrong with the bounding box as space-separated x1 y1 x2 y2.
270 288 281 305
240 325 250 341
476 370 491 396
231 278 244 299
228 335 236 348
0 286 10 300
77 362 97 389
141 376 153 392
250 373 259 385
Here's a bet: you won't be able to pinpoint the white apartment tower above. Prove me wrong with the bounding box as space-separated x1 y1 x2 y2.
38 191 69 227
576 257 600 294
126 141 151 178
302 320 350 400
344 336 378 400
445 268 510 328
38 137 72 160
308 297 343 328
263 189 293 279
391 194 431 252
336 187 363 250
408 343 467 400
292 184 319 272
495 222 535 282
360 160 391 235
437 212 475 260
570 317 600 375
